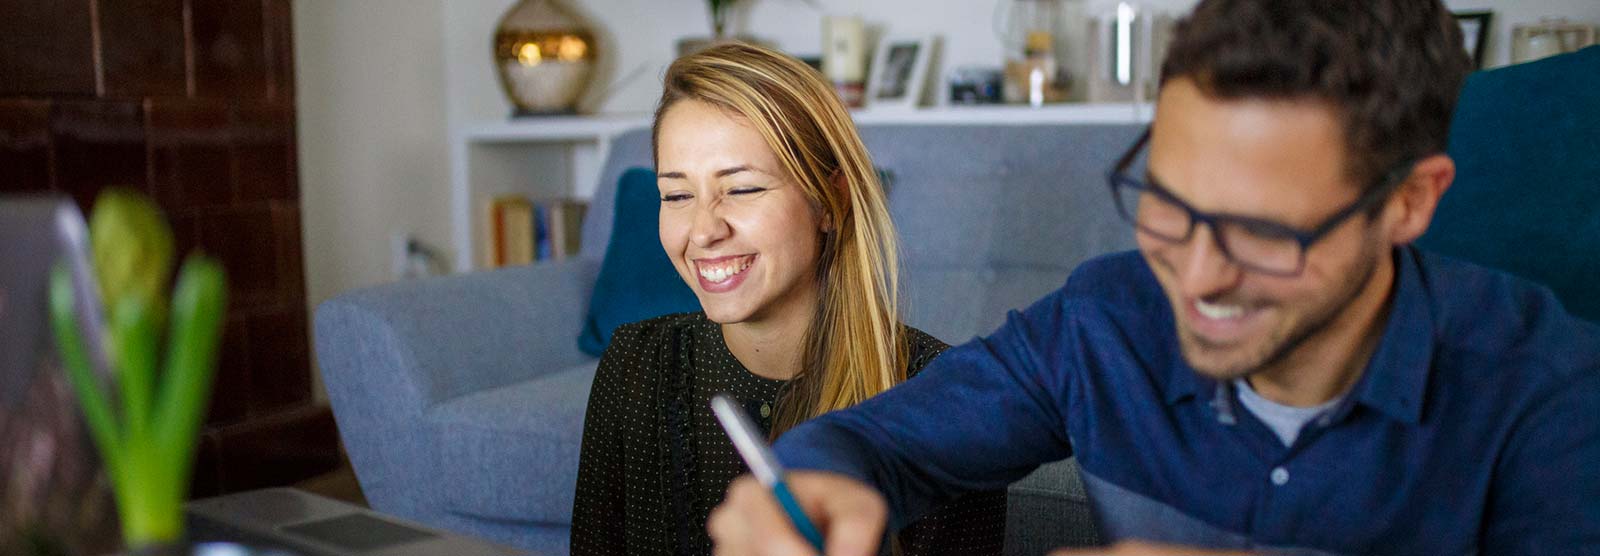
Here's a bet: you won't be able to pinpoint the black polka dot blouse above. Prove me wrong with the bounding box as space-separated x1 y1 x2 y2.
570 312 1007 556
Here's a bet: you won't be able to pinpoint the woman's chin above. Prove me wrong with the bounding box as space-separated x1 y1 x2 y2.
698 300 754 325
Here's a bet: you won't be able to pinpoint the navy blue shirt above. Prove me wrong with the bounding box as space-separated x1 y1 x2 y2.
776 248 1600 555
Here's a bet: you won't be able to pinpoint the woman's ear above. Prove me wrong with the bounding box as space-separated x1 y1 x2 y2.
819 170 850 233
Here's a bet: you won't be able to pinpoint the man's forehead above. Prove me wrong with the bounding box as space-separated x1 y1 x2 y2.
1145 82 1362 222
1154 84 1350 170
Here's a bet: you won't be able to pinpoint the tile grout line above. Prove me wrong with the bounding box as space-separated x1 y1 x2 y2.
185 0 197 97
263 0 276 104
89 0 105 96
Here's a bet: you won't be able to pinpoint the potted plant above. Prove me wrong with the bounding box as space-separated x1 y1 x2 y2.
709 0 737 39
50 189 227 552
677 0 744 55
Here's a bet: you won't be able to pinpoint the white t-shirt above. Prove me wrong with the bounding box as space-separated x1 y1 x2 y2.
1233 378 1344 446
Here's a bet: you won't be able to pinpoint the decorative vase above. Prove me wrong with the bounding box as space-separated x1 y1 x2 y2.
493 0 599 117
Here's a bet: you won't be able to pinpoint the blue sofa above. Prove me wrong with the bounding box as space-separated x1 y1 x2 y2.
315 46 1599 556
316 122 1142 554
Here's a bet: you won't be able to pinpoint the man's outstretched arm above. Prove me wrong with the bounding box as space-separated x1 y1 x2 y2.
773 302 1080 524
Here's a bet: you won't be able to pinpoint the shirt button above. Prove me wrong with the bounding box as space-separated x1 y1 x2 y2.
1270 467 1290 486
760 403 771 418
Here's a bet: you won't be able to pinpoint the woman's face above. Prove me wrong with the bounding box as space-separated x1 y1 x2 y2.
656 99 827 327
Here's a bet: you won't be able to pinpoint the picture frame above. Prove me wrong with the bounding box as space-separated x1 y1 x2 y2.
866 35 934 110
1454 11 1493 70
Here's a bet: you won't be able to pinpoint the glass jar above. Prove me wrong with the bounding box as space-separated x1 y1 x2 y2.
996 0 1080 105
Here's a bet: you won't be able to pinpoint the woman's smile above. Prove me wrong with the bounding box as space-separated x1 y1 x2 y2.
694 254 757 292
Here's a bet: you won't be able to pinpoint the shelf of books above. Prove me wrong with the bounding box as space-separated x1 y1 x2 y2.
482 196 587 270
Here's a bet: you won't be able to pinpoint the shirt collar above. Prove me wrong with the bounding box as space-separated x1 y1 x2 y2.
1157 247 1435 425
1346 246 1434 424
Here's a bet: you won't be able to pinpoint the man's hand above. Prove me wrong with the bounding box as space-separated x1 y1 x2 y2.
1049 541 1252 555
709 471 887 556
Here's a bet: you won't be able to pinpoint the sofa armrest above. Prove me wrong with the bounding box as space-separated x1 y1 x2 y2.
318 259 600 405
313 258 600 520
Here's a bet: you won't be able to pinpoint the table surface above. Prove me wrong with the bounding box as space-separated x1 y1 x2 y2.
186 487 532 556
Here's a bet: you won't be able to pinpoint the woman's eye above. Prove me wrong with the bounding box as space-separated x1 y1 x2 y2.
729 186 766 195
661 193 692 203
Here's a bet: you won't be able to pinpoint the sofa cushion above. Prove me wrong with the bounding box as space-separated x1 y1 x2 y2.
430 361 599 524
577 167 701 356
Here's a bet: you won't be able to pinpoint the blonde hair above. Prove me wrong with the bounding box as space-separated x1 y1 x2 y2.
653 42 907 438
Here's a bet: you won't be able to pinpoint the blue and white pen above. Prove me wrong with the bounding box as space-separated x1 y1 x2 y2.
711 393 827 553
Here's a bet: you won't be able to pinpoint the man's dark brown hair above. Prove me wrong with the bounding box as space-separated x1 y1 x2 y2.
1160 0 1472 191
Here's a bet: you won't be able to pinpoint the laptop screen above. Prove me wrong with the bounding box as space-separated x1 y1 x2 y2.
0 196 120 555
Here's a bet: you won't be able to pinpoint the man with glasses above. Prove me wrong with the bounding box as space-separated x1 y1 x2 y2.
708 0 1600 554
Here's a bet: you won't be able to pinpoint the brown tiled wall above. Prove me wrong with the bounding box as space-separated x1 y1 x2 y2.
0 0 335 497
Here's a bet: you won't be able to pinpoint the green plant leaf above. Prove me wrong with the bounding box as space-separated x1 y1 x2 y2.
110 295 158 444
153 255 227 485
48 264 124 471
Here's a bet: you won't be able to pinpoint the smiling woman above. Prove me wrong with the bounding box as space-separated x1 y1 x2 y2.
568 43 1008 556
654 99 831 365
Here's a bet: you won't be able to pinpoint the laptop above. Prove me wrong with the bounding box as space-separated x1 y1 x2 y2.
187 488 532 556
0 195 121 554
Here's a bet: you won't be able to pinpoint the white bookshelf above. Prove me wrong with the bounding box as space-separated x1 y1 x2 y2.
450 102 1153 273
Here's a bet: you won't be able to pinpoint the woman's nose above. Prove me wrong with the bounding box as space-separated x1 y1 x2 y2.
689 200 731 248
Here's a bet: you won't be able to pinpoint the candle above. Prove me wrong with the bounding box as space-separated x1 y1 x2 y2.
823 16 866 83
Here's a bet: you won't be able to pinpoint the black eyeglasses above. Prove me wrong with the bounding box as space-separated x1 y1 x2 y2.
1107 129 1413 277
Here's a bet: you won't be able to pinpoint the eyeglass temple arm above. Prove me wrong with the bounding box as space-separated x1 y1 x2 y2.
1110 128 1153 177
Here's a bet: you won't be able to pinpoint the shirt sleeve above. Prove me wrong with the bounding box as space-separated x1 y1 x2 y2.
569 325 641 556
774 288 1081 529
1480 365 1600 555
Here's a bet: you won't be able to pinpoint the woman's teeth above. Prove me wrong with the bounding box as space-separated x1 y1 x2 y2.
1195 299 1245 320
698 256 753 283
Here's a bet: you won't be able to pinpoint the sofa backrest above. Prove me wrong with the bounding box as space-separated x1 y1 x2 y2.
579 128 656 262
581 123 1144 343
865 124 1143 341
1420 45 1600 323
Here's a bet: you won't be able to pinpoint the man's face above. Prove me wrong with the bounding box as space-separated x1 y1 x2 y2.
1141 78 1393 380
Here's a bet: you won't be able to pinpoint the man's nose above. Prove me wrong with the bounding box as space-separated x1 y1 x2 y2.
1175 224 1244 299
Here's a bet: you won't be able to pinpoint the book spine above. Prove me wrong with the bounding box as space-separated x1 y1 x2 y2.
534 204 551 261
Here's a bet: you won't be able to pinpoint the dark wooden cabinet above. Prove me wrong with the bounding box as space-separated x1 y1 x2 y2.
0 0 336 498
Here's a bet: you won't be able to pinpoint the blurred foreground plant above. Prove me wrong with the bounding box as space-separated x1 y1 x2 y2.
48 189 227 550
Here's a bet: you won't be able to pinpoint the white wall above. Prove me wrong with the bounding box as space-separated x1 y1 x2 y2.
294 0 454 397
442 0 1600 124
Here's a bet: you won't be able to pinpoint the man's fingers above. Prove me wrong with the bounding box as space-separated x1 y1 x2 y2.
791 472 886 556
709 472 888 556
815 494 886 556
710 476 818 556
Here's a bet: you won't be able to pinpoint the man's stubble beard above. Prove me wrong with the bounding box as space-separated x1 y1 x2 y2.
1180 240 1385 382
